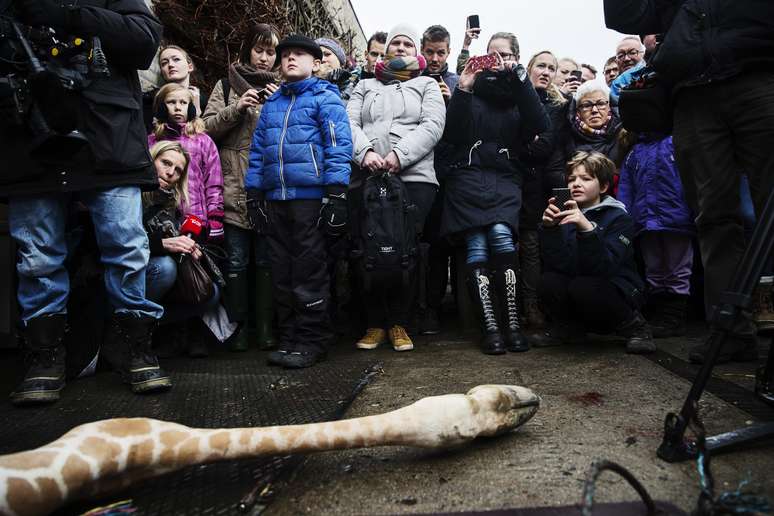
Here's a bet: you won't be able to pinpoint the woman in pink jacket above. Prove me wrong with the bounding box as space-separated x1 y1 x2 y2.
149 83 225 244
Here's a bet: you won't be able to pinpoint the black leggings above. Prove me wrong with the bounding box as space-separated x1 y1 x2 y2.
538 272 633 333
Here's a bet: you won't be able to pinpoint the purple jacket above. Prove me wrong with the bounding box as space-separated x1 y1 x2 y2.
617 135 694 237
148 124 225 242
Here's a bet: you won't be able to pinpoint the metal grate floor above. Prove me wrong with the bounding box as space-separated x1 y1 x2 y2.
0 349 379 515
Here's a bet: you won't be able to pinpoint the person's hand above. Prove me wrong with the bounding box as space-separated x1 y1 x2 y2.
188 85 201 114
15 0 69 28
463 27 481 49
384 151 401 174
264 82 280 99
542 197 563 228
458 59 486 92
561 77 581 95
362 150 385 173
190 245 203 261
162 235 198 255
319 187 348 237
437 80 452 101
236 89 262 113
558 199 594 231
246 190 268 234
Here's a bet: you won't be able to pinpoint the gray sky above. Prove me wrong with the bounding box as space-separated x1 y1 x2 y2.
350 0 630 72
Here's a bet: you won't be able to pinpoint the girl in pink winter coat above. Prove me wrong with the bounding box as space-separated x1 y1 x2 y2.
149 83 225 243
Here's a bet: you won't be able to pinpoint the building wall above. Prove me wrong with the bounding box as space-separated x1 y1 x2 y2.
321 0 367 58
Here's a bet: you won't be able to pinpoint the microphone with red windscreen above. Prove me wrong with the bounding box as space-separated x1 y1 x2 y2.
180 214 204 241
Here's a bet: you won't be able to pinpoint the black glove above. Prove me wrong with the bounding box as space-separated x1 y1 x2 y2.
246 190 268 235
15 0 73 30
319 186 349 237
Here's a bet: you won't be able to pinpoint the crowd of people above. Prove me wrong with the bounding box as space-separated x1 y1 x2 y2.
4 0 773 406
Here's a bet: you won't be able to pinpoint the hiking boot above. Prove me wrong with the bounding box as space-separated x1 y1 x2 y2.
491 253 529 353
618 311 656 354
281 348 327 369
524 298 546 330
466 265 506 355
356 328 387 350
10 315 67 406
102 313 172 394
753 276 774 333
389 325 414 351
419 308 441 335
688 334 759 364
650 293 688 338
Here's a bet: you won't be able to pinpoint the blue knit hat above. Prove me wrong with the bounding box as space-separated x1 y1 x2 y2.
316 38 347 67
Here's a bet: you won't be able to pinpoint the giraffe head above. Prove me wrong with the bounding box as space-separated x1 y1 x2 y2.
465 385 540 437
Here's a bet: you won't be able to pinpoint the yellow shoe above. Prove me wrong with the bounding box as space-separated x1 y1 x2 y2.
356 328 386 350
389 325 413 352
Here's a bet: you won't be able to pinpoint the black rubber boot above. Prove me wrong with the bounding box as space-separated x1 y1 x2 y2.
466 265 506 355
491 253 529 352
102 313 172 394
10 315 67 406
225 271 249 352
617 310 656 354
255 267 276 349
650 293 688 338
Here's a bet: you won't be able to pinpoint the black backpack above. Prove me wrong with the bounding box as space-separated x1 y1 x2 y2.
353 173 421 291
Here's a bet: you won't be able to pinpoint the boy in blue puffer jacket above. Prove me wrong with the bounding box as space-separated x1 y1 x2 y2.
245 34 353 368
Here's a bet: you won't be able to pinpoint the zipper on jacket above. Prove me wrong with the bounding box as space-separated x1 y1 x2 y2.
278 93 296 200
310 143 320 177
329 121 337 147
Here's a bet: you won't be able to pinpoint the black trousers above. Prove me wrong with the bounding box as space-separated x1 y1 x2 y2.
351 181 437 328
266 200 331 351
672 71 774 331
538 272 633 333
423 185 454 312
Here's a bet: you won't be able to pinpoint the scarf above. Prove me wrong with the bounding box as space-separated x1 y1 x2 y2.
374 54 427 84
228 62 277 97
572 112 612 137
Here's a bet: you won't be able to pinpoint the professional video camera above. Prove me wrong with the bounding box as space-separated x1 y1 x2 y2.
0 5 109 161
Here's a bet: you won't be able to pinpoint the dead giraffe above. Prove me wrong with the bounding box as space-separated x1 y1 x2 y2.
0 384 540 516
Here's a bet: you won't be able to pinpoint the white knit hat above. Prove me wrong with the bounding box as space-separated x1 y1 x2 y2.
386 23 421 52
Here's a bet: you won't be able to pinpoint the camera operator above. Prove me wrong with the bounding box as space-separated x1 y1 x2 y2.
1 0 170 405
603 0 774 364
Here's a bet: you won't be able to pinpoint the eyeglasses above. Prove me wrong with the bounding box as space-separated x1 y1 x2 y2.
578 100 610 112
616 49 642 60
368 51 384 59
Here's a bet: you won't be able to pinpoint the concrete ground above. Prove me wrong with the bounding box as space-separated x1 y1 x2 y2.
266 325 774 515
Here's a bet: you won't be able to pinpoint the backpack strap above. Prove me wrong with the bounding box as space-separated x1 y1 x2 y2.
221 78 231 107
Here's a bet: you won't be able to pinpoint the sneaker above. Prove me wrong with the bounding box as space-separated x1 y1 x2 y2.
688 334 759 364
388 325 414 352
281 349 327 369
617 311 656 354
419 308 441 335
267 348 292 366
356 328 387 350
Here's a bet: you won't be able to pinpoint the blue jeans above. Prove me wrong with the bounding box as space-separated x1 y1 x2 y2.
145 255 221 323
9 187 163 321
224 224 270 272
465 223 516 264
